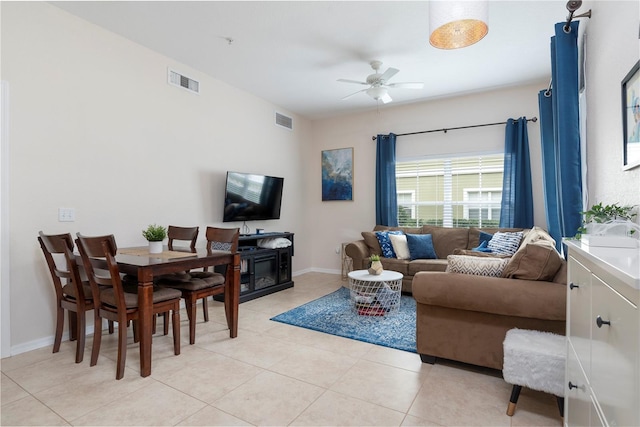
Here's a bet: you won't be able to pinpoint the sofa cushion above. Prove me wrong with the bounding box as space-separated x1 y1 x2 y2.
389 233 410 260
420 226 470 258
406 233 437 260
375 230 404 258
361 232 382 256
446 255 510 277
487 231 524 256
502 242 564 281
408 259 449 275
379 257 409 276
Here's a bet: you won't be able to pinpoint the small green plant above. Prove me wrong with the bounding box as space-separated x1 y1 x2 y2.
142 224 167 242
370 254 381 262
576 203 637 238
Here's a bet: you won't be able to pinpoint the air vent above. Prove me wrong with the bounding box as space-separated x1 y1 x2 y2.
168 68 199 94
275 112 293 130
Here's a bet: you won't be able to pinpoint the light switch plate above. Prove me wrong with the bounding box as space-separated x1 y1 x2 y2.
58 207 75 222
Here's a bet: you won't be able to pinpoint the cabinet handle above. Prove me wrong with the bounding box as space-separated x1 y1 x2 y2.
596 315 611 328
568 381 578 390
569 282 579 290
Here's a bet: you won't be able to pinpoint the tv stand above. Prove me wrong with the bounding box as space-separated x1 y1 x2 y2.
215 231 294 303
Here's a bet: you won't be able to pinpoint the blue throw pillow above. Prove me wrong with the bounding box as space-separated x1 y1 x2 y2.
406 233 437 260
375 230 403 258
472 240 493 253
479 231 493 245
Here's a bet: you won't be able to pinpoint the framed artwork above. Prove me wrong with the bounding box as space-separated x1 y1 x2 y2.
321 147 353 201
622 60 640 170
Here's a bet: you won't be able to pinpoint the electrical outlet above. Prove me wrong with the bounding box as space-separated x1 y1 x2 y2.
58 207 76 222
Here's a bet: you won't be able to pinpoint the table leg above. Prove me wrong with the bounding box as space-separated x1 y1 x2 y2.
224 254 240 338
138 269 154 377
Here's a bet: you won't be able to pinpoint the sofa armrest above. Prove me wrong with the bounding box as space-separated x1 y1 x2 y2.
345 240 370 270
412 271 566 321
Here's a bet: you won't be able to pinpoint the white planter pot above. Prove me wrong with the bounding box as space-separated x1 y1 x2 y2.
148 241 163 254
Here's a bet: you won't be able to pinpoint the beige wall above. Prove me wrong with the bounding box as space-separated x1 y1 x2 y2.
583 1 640 208
1 2 312 353
309 83 545 272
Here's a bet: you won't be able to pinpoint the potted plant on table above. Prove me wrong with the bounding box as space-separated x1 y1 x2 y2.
142 224 167 254
368 254 384 275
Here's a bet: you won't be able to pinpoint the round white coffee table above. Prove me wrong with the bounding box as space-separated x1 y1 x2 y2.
347 269 403 315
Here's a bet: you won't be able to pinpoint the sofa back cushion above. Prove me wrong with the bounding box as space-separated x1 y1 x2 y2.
502 242 564 281
420 226 469 258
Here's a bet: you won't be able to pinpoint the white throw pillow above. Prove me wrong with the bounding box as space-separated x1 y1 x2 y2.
446 255 510 277
389 233 411 260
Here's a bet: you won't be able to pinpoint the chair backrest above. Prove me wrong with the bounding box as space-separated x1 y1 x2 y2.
167 226 198 252
205 227 240 253
38 231 87 301
76 233 126 310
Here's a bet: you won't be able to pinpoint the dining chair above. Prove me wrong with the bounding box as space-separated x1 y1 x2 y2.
158 226 239 344
166 225 222 323
38 231 94 363
76 233 182 380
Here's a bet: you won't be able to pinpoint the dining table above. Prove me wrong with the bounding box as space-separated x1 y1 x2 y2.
113 246 240 377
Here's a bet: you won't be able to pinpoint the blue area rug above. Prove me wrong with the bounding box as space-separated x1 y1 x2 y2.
270 287 416 353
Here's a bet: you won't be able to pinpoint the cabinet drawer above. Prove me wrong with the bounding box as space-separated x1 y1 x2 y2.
566 340 592 427
590 274 639 426
568 256 592 373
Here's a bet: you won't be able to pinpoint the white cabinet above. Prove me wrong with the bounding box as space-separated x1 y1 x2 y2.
565 240 639 427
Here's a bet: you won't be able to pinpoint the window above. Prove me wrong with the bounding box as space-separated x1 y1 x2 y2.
396 154 504 227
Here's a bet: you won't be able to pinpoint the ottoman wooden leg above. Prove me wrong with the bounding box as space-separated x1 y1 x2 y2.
556 396 564 418
506 385 522 416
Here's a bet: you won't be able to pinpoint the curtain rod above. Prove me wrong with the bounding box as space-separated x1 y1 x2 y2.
370 117 538 141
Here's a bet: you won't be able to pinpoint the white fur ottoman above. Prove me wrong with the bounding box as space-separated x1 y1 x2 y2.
502 328 565 417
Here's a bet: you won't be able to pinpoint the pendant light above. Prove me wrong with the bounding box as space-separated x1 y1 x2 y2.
429 1 489 49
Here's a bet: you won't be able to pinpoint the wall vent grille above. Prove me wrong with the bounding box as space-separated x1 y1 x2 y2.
275 112 293 130
168 68 199 94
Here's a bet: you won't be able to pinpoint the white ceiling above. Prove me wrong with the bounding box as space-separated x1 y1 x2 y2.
52 1 578 120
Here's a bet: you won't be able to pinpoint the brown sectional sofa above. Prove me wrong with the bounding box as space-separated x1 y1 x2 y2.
345 225 525 292
345 225 567 370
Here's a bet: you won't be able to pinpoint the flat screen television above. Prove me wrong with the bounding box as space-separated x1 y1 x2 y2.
223 171 284 222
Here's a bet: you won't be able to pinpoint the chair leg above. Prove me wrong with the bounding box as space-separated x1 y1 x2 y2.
202 297 209 322
108 320 115 334
53 305 64 353
163 312 169 335
186 296 197 345
172 307 180 355
506 385 522 416
132 320 139 343
75 311 86 364
68 311 78 341
115 319 128 380
556 396 564 418
90 313 102 367
152 314 157 334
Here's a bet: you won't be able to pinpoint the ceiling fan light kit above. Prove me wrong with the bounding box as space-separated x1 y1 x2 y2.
429 1 489 49
338 61 424 104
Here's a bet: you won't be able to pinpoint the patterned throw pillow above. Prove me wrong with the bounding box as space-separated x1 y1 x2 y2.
446 255 510 277
487 231 524 256
210 241 232 251
375 230 403 258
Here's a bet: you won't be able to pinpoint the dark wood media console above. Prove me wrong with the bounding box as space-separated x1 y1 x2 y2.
214 232 294 303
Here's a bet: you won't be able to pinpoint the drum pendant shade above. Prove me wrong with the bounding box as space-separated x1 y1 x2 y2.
429 1 489 49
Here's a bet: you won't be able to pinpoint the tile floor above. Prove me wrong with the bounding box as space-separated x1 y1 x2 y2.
1 272 562 426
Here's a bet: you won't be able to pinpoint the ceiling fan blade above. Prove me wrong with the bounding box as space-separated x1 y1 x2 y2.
380 92 393 104
387 82 424 89
379 67 399 83
337 78 369 86
341 89 367 100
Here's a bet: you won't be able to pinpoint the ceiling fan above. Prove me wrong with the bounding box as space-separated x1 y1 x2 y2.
338 60 424 104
